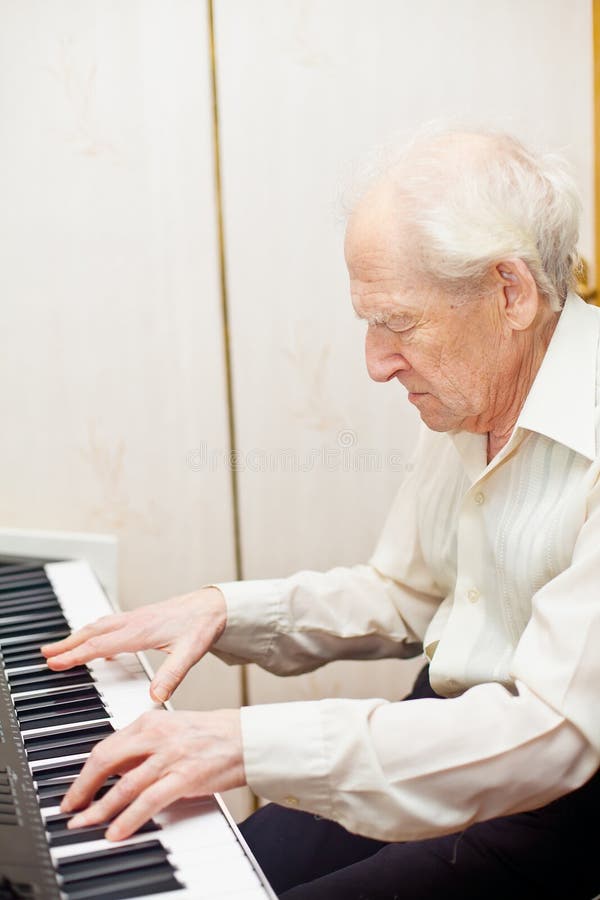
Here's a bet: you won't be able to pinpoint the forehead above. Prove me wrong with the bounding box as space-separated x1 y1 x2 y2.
345 190 424 321
345 181 406 266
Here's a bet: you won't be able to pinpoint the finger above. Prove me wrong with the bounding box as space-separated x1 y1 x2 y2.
62 729 149 813
67 756 164 829
41 615 121 657
150 639 203 703
105 772 186 841
44 631 131 670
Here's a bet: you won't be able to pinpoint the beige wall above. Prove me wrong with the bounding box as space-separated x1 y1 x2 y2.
0 0 594 819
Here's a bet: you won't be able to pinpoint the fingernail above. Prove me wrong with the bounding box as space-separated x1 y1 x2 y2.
61 799 72 812
105 824 122 841
68 814 85 829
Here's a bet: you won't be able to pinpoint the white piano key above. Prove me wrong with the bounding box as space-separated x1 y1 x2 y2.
47 801 265 898
31 752 89 774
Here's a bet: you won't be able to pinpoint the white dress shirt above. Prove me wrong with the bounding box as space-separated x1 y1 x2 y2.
213 292 600 842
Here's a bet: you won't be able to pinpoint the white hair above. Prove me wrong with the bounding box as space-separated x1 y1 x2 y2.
345 124 582 311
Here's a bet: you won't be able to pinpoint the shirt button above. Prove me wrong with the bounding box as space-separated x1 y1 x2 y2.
474 491 485 505
467 588 480 603
284 795 299 806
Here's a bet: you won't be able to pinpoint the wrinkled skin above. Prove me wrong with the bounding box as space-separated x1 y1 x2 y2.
345 173 558 460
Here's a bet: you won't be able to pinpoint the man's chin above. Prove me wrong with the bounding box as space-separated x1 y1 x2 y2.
413 400 462 432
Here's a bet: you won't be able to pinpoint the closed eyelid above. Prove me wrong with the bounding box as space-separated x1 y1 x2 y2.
386 319 416 333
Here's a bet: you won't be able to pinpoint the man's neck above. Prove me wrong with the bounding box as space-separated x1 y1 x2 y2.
485 312 559 463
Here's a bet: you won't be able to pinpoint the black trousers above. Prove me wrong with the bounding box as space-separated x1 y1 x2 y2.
240 666 600 900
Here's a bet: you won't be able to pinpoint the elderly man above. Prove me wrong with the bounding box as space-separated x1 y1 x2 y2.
43 129 600 899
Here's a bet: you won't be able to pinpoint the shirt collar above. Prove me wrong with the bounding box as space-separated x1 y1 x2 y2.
517 292 598 461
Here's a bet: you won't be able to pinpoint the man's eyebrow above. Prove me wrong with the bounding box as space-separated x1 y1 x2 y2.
352 308 416 327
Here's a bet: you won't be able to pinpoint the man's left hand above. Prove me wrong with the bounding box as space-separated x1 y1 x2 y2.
62 708 245 841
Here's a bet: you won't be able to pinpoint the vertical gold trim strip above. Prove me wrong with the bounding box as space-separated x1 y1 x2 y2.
594 0 600 293
207 0 249 711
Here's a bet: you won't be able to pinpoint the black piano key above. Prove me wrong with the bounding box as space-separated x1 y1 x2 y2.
20 699 106 723
47 817 159 847
18 696 105 719
0 576 54 603
0 563 46 580
19 705 109 731
15 685 102 711
10 679 93 698
1 636 66 655
0 618 67 640
10 663 90 681
7 664 49 677
9 667 94 691
25 722 114 760
57 839 168 880
0 564 43 576
37 775 119 808
0 592 59 611
0 588 57 606
0 606 64 621
40 793 67 809
46 811 90 829
37 777 78 797
0 574 50 592
62 866 182 899
0 627 70 647
25 718 113 744
28 739 100 761
3 640 51 656
0 564 47 577
4 658 45 672
0 610 66 628
0 584 51 597
32 758 87 781
3 652 47 669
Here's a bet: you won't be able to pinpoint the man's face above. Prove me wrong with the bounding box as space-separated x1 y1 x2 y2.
345 191 504 433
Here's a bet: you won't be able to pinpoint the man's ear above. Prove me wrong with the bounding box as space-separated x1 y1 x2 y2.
494 259 540 331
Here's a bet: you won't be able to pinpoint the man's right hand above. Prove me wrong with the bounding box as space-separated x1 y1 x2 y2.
40 587 227 703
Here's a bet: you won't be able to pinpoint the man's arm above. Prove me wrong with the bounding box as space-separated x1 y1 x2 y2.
211 564 439 674
223 473 600 841
240 679 597 842
212 427 445 674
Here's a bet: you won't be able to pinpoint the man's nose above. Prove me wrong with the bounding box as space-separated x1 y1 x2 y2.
365 328 409 382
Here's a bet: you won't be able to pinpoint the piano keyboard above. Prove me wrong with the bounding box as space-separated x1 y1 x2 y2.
0 557 276 900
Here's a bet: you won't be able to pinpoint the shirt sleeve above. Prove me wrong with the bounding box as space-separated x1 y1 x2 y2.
239 469 600 842
211 428 443 675
241 681 598 843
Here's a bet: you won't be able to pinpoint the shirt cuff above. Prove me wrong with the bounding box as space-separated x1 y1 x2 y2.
241 700 333 818
208 578 287 666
